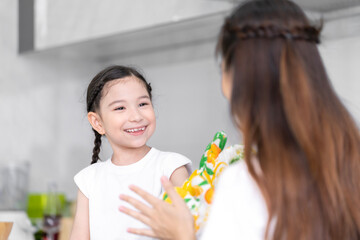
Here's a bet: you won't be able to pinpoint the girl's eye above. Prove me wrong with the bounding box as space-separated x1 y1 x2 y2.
139 102 149 107
115 106 125 111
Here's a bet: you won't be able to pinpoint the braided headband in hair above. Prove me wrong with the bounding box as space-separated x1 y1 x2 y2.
87 86 102 112
225 23 321 44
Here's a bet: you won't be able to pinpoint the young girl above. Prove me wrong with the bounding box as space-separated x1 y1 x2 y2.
70 65 191 240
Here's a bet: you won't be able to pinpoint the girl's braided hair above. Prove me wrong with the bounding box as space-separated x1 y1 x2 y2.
86 65 152 164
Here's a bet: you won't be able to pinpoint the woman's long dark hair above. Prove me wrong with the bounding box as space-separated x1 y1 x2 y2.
86 65 152 164
217 0 360 239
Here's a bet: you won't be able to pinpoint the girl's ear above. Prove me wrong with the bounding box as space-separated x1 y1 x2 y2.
87 112 105 135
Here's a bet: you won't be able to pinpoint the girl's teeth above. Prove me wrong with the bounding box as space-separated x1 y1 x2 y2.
126 127 145 133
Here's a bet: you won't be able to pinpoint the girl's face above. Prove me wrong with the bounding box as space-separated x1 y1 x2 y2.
93 76 156 151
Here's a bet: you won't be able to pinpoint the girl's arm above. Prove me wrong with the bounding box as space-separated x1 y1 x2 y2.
69 190 90 240
169 165 189 186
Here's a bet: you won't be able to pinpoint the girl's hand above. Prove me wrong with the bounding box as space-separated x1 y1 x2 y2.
119 176 196 240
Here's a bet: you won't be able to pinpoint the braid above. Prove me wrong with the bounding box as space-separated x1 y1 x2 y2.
225 22 321 43
91 129 102 164
87 80 106 113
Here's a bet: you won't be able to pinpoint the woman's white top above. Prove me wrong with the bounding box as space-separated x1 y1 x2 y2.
74 147 191 240
201 161 268 240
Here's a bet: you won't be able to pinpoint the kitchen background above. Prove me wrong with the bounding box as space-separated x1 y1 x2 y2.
0 0 360 239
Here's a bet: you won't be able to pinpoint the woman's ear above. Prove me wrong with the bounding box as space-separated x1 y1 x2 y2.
87 112 105 135
221 61 233 101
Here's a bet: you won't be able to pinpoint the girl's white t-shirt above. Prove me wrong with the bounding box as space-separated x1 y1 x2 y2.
74 147 191 240
200 161 268 240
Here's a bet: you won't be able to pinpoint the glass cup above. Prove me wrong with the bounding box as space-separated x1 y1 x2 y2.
0 162 30 210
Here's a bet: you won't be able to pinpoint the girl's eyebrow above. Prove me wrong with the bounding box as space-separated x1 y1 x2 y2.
108 100 125 107
139 95 150 100
108 96 149 107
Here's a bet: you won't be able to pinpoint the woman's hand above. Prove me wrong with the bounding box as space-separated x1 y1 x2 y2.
119 176 196 240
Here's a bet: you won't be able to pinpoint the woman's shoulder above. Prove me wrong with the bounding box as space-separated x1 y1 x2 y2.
216 161 263 201
219 161 248 181
223 161 250 177
203 161 268 239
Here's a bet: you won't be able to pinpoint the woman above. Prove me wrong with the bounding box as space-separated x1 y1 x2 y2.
119 0 360 239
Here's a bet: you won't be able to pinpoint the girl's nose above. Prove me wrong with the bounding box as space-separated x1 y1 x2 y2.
128 108 143 122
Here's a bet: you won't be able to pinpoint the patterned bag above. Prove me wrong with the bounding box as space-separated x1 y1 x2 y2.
162 131 244 236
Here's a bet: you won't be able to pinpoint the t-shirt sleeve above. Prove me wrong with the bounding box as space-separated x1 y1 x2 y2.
200 161 268 240
73 164 96 199
163 153 192 179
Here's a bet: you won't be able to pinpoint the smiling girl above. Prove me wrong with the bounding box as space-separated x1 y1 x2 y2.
70 65 191 240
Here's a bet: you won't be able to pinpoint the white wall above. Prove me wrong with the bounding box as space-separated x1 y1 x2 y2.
1 0 359 201
1 0 98 199
319 8 360 125
320 36 360 125
35 0 232 50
